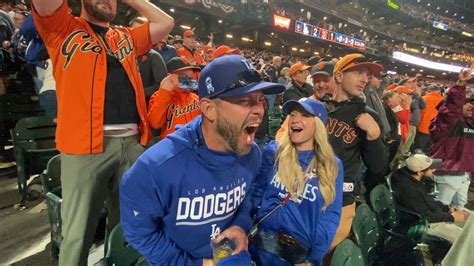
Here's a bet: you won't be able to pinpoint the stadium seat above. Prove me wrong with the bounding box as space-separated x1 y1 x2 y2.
330 239 365 266
0 93 45 131
40 155 109 261
40 154 62 260
352 204 381 265
102 224 148 266
268 106 283 138
11 116 58 203
369 184 427 243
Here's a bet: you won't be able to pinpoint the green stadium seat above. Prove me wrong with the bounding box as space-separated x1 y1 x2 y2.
40 155 109 261
370 184 427 243
11 116 58 203
102 224 148 266
331 239 365 266
352 204 381 265
40 154 62 260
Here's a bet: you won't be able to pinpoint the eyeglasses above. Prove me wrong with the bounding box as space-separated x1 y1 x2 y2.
296 70 310 75
209 69 262 99
338 55 368 72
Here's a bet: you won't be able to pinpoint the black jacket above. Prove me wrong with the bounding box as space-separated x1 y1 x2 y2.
384 104 401 142
282 80 313 104
391 168 454 223
325 97 388 206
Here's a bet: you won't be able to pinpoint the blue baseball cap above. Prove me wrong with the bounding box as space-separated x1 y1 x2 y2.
282 98 328 124
198 54 286 98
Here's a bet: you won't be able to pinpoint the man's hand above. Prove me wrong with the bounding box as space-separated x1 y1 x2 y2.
160 74 179 92
459 65 473 82
202 259 213 266
213 226 248 255
208 33 214 42
355 113 381 140
451 211 467 224
399 93 412 108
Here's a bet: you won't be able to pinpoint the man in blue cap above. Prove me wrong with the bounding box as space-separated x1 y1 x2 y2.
120 55 285 265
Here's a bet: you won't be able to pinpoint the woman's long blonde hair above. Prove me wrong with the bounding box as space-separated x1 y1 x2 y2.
276 117 338 208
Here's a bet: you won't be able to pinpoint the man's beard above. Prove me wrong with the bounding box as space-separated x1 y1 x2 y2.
83 0 116 23
215 113 251 156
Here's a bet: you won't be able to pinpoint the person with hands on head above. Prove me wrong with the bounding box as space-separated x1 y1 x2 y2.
31 0 174 265
120 55 286 266
251 98 343 266
430 65 474 211
147 57 201 139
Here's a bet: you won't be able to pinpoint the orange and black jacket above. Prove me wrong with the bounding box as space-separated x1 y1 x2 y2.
147 87 200 139
33 0 152 154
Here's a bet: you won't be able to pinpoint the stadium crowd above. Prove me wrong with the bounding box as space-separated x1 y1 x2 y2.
0 0 473 266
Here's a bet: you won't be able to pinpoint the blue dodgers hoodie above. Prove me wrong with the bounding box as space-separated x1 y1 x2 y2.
251 141 343 266
120 116 262 266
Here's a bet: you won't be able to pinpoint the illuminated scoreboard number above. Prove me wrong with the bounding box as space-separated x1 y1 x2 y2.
295 21 304 34
312 27 319 38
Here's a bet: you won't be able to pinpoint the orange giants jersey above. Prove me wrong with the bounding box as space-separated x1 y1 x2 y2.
32 0 153 154
147 87 200 139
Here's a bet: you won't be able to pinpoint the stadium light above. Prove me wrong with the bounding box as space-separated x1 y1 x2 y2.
170 8 175 13
264 42 271 46
226 34 233 39
393 52 469 73
462 32 472 37
242 37 251 42
180 25 191 30
292 47 298 51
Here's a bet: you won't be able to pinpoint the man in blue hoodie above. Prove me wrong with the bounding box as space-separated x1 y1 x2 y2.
120 54 285 265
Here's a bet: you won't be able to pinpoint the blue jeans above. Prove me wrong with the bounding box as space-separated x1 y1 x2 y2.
39 90 57 117
435 173 471 209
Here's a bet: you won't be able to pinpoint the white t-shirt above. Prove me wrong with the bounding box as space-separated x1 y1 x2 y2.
39 59 56 94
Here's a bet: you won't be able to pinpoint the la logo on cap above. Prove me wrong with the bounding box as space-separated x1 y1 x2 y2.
205 77 214 94
242 59 254 70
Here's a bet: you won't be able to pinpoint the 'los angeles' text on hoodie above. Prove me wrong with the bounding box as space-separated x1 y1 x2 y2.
251 141 343 265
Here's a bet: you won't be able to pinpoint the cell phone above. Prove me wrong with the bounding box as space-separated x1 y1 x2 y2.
178 76 198 90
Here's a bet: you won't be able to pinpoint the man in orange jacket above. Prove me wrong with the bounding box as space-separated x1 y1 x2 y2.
32 0 174 264
178 30 205 67
148 57 201 139
414 85 443 153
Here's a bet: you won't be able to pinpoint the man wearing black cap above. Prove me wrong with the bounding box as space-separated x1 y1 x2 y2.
147 57 201 139
311 61 335 100
120 55 285 265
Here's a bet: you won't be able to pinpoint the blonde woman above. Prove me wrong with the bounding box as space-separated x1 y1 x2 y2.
251 98 343 266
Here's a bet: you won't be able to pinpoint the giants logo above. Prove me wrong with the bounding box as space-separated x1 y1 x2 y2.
326 117 358 144
61 30 102 69
61 30 135 70
165 100 199 130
